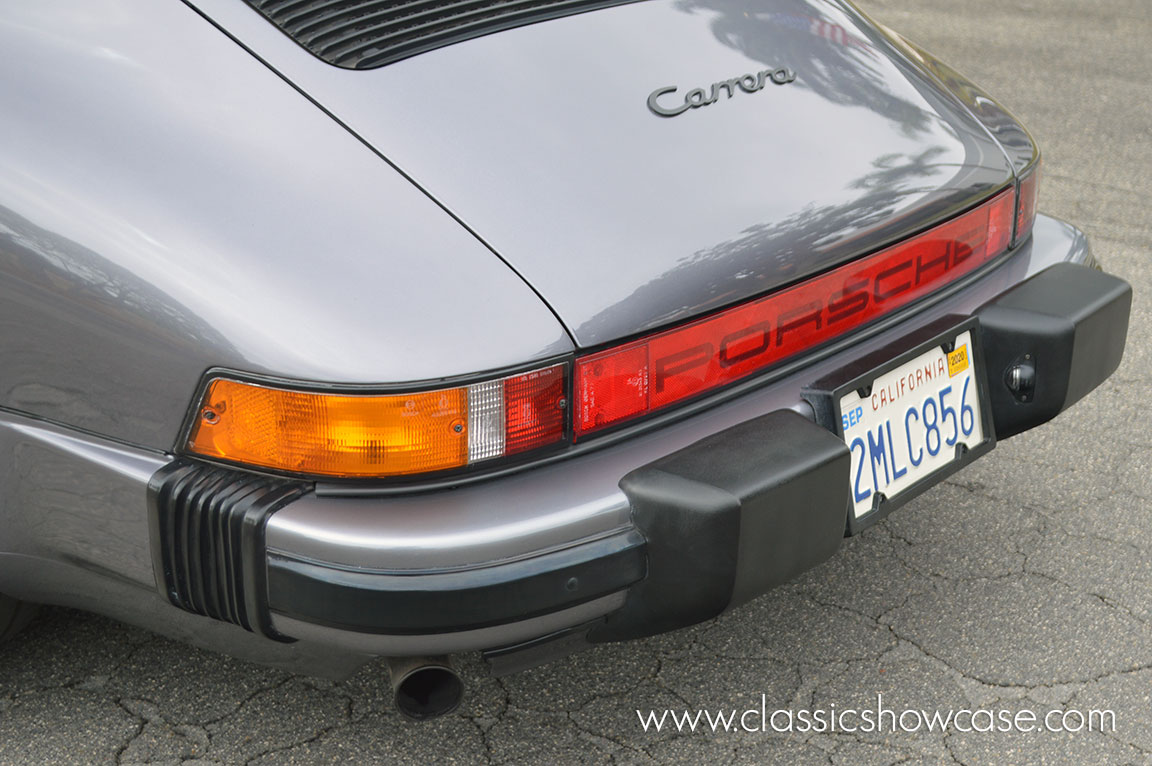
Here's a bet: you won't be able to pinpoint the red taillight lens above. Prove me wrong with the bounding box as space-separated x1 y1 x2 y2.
573 346 649 433
503 364 567 455
575 189 1016 436
1015 162 1041 244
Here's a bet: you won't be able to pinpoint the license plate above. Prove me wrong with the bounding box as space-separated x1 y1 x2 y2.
839 328 985 518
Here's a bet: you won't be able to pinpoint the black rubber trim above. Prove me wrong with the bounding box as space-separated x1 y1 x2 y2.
266 529 645 634
482 621 599 676
148 460 309 640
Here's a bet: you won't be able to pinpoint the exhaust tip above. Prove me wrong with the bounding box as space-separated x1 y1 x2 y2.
388 656 464 721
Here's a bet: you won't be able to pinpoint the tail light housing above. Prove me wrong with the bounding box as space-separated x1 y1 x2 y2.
186 364 567 478
187 182 1038 478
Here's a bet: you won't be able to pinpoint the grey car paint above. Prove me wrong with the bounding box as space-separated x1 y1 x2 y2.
0 0 572 452
189 0 1021 347
882 38 1039 175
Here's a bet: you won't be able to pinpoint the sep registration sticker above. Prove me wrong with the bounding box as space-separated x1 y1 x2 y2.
839 330 984 519
947 344 969 377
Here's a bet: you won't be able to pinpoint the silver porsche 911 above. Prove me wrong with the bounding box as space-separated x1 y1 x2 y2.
0 0 1131 719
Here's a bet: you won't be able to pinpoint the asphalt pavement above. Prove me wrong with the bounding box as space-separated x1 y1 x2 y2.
1 0 1150 763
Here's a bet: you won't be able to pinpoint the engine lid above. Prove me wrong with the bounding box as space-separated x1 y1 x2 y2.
197 0 1015 347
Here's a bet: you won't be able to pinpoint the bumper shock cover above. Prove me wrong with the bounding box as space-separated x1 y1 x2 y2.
976 263 1131 439
591 409 850 642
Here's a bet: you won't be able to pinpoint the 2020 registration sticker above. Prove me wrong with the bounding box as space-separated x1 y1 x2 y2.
840 330 984 518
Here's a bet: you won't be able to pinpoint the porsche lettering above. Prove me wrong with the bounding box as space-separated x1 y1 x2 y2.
647 242 981 395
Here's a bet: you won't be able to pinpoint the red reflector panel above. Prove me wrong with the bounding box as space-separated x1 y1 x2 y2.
575 189 1016 436
1015 163 1041 244
573 345 648 433
504 364 566 454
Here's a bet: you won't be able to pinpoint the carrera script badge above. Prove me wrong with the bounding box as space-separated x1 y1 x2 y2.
647 67 796 117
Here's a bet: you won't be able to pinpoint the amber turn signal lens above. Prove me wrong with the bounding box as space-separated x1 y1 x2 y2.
187 380 468 477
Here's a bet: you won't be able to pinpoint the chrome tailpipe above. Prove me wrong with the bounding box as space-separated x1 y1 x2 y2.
386 655 464 720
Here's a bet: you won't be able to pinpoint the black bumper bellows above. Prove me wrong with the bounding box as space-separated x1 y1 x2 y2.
147 461 307 639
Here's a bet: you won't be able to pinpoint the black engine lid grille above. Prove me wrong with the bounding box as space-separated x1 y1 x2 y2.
245 0 645 69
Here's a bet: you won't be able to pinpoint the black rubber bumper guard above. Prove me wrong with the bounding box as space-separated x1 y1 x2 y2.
149 264 1129 651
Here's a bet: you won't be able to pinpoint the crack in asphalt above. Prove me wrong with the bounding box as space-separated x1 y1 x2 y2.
112 699 146 766
200 676 295 731
241 687 355 766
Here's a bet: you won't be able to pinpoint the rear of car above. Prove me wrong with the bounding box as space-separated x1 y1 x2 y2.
0 0 1130 716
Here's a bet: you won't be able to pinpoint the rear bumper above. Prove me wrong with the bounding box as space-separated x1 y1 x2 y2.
239 262 1128 655
141 215 1130 662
